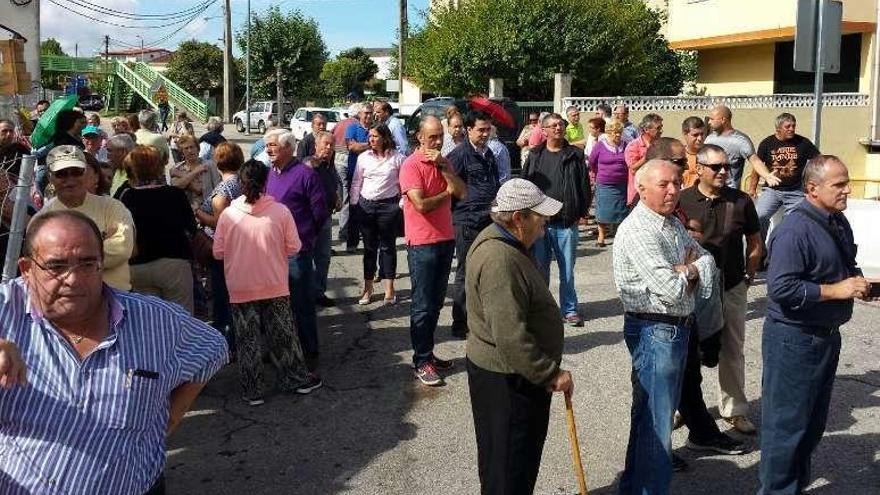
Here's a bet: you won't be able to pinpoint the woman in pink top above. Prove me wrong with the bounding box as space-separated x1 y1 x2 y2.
349 123 405 306
213 159 322 405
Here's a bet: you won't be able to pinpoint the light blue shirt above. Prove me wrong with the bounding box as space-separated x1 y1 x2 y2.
622 122 639 146
385 117 409 156
0 279 228 494
487 138 511 184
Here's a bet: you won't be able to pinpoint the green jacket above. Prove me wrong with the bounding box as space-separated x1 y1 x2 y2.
465 223 564 386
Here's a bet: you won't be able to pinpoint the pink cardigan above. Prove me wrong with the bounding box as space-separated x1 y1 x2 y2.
213 195 301 304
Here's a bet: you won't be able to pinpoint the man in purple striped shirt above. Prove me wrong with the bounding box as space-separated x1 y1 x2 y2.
265 129 329 369
0 210 228 494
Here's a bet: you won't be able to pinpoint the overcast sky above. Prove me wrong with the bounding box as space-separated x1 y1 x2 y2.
41 0 429 57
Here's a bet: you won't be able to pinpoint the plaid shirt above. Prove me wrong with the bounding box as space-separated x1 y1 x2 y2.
612 201 716 316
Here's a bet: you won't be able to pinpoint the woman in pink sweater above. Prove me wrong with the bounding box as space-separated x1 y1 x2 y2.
213 159 322 405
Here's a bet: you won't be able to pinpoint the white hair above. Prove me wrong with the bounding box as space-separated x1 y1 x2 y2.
635 159 677 186
265 129 296 149
138 109 157 129
348 103 362 116
205 116 224 132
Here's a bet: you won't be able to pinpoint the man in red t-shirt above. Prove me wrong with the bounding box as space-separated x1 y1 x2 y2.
399 116 467 386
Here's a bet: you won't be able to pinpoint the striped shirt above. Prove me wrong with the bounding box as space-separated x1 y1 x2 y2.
612 202 717 317
0 278 228 495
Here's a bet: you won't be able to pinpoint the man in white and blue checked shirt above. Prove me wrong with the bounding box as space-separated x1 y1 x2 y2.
0 210 228 494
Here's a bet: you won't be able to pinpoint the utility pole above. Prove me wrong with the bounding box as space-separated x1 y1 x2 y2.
811 0 826 148
74 43 78 58
245 0 251 135
398 0 407 92
104 35 110 73
222 0 235 123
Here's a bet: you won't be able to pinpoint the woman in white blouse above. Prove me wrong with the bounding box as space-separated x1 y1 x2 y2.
349 124 405 305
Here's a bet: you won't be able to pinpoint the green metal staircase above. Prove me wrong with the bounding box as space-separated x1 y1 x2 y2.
40 56 208 122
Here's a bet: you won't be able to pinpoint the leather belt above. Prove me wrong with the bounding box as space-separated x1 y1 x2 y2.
625 312 692 327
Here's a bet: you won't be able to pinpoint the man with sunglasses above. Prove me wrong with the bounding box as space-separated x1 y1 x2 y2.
679 143 762 435
36 145 134 291
0 210 228 495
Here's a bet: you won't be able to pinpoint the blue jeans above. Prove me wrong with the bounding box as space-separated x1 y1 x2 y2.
619 315 689 495
288 252 318 356
313 218 333 297
755 188 803 239
532 223 579 317
407 241 454 368
758 318 841 495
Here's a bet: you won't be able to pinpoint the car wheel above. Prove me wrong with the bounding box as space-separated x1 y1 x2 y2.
235 119 245 133
258 120 266 135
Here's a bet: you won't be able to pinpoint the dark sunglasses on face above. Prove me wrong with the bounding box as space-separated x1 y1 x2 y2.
52 167 85 179
699 162 729 172
670 157 687 167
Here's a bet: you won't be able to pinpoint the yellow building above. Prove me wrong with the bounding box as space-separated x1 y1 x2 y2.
665 0 880 197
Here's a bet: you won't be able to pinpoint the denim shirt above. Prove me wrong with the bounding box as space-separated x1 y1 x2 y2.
766 200 859 329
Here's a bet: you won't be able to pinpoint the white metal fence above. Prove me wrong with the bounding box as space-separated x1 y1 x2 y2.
562 93 870 112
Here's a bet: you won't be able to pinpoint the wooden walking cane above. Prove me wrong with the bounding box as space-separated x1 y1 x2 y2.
564 391 589 495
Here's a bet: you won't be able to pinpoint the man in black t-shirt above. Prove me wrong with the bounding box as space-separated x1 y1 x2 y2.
751 113 819 235
679 143 763 436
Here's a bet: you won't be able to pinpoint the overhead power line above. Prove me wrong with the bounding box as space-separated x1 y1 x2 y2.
63 0 215 20
47 0 215 29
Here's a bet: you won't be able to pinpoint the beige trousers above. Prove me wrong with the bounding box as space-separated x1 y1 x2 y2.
130 258 194 315
718 281 749 417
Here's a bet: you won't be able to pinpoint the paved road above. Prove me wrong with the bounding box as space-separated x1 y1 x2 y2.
164 150 880 495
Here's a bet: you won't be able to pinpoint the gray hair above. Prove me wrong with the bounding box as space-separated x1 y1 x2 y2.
348 103 362 117
695 143 727 165
541 112 564 127
635 159 676 186
311 112 328 123
138 109 157 129
490 208 533 227
639 113 663 132
775 112 797 129
314 130 334 144
803 155 844 190
565 105 580 116
205 116 224 132
106 133 135 151
265 129 296 149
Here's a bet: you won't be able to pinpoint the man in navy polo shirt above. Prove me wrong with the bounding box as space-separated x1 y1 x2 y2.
446 111 500 339
759 155 872 494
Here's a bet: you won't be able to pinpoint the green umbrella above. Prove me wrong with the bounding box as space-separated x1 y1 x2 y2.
30 95 79 149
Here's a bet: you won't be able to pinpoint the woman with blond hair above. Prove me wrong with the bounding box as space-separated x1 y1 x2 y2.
120 145 198 312
588 120 629 247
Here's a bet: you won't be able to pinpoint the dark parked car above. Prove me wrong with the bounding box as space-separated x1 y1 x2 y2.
79 94 105 111
405 97 524 173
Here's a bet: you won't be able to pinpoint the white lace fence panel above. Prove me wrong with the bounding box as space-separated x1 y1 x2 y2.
563 93 869 112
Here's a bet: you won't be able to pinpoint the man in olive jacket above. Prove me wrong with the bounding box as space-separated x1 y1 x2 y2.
466 178 575 495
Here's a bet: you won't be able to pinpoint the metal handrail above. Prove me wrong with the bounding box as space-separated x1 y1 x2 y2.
40 55 114 74
130 62 208 121
115 62 158 110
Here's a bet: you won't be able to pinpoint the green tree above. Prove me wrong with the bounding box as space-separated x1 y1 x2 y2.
165 40 226 96
320 47 379 98
235 6 328 100
404 0 684 99
40 38 67 89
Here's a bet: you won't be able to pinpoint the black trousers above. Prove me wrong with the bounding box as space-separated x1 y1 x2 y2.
452 223 487 334
678 322 722 442
467 359 551 495
357 197 400 280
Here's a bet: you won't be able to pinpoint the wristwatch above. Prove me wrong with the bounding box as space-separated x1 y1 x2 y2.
744 274 754 285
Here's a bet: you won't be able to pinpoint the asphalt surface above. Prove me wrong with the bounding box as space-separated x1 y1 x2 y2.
165 127 880 495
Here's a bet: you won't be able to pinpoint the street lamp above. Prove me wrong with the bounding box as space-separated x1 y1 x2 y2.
134 35 145 63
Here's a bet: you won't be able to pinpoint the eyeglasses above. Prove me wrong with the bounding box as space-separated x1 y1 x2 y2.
30 256 103 278
670 157 687 167
699 162 729 172
543 122 564 129
529 118 539 123
52 168 85 179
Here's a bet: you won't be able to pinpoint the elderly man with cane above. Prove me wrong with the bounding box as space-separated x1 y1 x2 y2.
465 178 574 495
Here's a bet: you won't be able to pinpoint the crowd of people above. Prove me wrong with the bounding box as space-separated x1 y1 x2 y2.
0 97 874 495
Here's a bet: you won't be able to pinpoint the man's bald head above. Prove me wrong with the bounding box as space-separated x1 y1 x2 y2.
418 116 445 151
